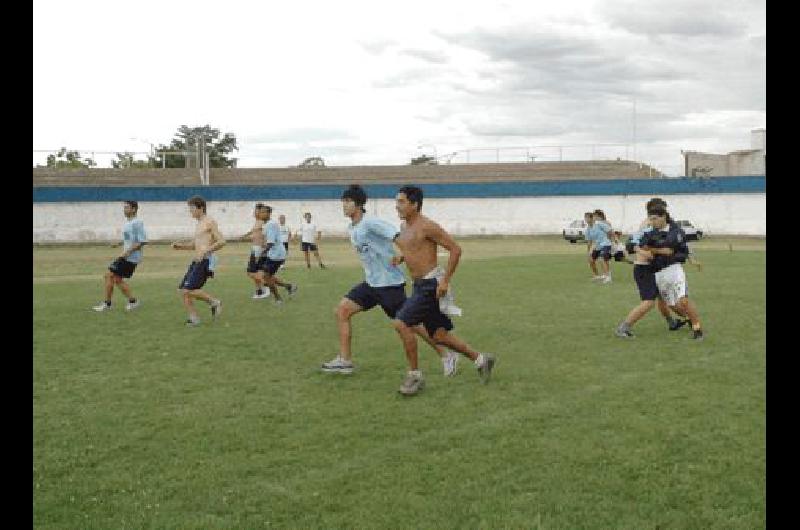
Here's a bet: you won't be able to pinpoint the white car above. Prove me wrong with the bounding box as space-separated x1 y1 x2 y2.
563 219 587 243
675 220 704 241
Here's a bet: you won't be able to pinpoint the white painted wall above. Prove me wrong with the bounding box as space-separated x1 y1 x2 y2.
33 193 766 243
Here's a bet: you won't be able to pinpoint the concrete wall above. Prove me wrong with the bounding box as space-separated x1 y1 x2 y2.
684 151 765 177
32 193 766 242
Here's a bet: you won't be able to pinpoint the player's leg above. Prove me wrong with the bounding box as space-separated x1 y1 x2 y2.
588 254 599 277
616 265 657 337
412 324 457 376
313 248 326 268
335 298 363 362
303 248 311 268
675 297 703 339
432 328 495 383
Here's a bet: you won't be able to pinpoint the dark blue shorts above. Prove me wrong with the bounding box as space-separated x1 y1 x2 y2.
613 251 626 262
109 257 137 279
633 264 658 301
302 242 318 252
247 254 267 273
395 277 454 338
345 281 407 318
264 259 284 276
591 246 612 260
179 259 213 290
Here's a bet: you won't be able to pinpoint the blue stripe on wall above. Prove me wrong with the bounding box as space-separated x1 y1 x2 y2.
33 175 765 202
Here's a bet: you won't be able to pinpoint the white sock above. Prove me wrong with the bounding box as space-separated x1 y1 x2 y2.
474 354 485 366
409 370 422 377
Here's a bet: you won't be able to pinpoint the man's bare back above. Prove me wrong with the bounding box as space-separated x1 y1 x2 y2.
395 215 441 279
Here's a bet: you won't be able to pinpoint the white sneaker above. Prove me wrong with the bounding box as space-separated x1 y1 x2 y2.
92 302 111 312
252 290 271 299
601 275 612 284
442 350 459 377
211 300 222 319
125 300 140 311
591 275 604 282
321 356 354 374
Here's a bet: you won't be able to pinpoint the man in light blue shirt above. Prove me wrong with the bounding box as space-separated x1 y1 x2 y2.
259 204 296 304
321 185 457 376
93 200 147 312
584 210 613 283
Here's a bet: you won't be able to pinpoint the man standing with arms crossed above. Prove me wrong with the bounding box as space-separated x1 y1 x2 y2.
321 185 458 376
391 186 495 396
93 200 147 312
172 196 225 326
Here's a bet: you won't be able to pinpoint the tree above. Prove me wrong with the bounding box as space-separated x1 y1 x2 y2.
298 156 326 168
150 125 239 168
112 152 153 169
410 154 438 165
39 147 97 168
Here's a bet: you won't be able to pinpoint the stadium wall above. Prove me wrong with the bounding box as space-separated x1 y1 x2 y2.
32 177 766 242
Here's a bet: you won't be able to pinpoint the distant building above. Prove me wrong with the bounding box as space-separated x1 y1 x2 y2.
682 128 765 177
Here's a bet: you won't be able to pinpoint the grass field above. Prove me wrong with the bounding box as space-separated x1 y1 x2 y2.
33 236 766 529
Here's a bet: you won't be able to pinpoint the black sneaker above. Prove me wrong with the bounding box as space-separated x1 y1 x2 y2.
185 319 200 327
211 300 222 319
692 329 704 340
615 327 634 338
287 284 299 296
669 319 690 331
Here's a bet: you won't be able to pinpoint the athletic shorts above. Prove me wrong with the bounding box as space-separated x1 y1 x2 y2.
395 277 454 338
591 246 612 260
345 281 407 318
247 254 267 273
633 264 658 301
179 258 213 290
302 242 318 252
109 257 137 279
655 263 688 306
263 259 284 276
613 251 626 262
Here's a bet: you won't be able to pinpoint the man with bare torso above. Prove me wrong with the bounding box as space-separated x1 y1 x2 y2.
172 195 226 326
390 186 495 396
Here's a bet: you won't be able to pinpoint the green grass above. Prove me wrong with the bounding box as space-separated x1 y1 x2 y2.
33 237 765 529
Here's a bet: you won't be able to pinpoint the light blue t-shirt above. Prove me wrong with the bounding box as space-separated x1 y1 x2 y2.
585 221 612 248
349 214 405 287
265 220 286 260
122 218 147 264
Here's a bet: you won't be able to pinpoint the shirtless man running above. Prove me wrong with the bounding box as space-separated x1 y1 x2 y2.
172 195 226 326
239 203 270 299
391 185 495 396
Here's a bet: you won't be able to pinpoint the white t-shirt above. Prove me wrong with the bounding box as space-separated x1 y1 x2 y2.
612 241 625 253
279 224 290 243
300 221 318 243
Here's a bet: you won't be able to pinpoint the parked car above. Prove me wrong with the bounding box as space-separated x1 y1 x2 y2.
563 219 587 243
676 220 704 240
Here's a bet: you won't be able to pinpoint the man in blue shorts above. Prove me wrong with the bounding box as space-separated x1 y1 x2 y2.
391 186 496 396
172 196 226 326
93 200 147 312
585 210 613 283
321 185 458 376
260 205 298 304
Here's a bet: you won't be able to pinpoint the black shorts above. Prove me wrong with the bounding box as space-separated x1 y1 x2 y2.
302 242 318 252
345 281 407 318
613 251 626 262
591 246 612 261
283 242 289 253
395 277 454 338
247 254 267 273
109 257 137 279
633 264 659 301
179 258 213 290
263 259 284 276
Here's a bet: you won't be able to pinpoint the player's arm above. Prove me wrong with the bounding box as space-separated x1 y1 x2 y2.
172 240 195 250
426 222 461 298
121 242 147 259
238 227 254 241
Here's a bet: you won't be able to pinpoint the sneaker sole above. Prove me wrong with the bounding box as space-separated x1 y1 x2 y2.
321 367 354 374
398 380 425 395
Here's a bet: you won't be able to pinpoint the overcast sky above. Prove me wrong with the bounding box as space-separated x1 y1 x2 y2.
33 0 765 174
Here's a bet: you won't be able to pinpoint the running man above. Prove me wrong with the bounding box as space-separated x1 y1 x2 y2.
171 196 225 326
298 212 326 269
261 205 298 304
238 203 270 299
585 210 613 283
92 200 147 312
611 231 633 264
321 185 458 376
391 185 495 396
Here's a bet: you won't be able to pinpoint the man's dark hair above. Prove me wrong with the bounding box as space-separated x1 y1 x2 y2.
342 185 368 212
647 204 668 218
593 209 606 220
261 204 273 214
399 185 423 211
584 211 593 218
187 195 207 212
646 197 667 210
124 200 138 211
